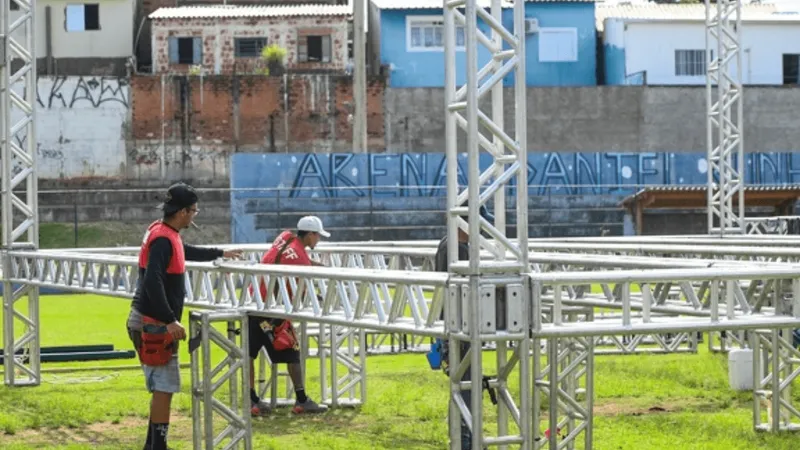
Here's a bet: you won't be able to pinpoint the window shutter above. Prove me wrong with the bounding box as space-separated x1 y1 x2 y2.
298 35 308 62
192 37 203 64
168 37 179 63
322 35 331 63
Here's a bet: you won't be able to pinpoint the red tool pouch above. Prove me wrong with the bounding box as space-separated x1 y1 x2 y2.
272 320 298 351
140 316 175 366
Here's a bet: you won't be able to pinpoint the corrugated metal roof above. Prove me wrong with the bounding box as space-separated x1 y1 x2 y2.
620 184 800 209
149 4 352 20
595 4 800 31
636 185 800 193
371 0 590 10
370 0 492 9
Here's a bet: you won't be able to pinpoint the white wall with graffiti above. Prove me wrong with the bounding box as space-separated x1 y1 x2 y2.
11 76 129 180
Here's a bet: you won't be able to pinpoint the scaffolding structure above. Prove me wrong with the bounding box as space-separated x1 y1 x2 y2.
706 0 745 235
1 0 39 387
443 0 531 446
8 247 800 448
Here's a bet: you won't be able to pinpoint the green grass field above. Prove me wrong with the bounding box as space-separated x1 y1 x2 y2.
1 295 799 449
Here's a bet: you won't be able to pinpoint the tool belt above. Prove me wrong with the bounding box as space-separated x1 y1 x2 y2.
139 315 175 366
259 318 298 352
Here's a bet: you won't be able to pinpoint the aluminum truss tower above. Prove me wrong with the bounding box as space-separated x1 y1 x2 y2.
1 0 40 387
444 0 533 447
705 0 745 235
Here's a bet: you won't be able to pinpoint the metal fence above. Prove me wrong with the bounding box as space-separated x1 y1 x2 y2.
36 184 642 245
624 70 648 86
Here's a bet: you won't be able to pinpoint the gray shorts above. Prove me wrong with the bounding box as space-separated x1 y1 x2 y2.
127 308 181 394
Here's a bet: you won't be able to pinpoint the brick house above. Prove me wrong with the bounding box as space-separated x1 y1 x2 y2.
148 4 353 74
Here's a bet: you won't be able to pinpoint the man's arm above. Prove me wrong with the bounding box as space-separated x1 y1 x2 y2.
184 244 243 262
184 244 223 262
144 238 177 324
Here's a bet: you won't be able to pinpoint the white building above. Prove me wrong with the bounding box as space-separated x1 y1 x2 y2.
599 3 800 86
10 0 135 76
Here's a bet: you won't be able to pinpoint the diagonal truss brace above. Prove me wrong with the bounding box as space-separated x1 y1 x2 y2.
189 310 252 450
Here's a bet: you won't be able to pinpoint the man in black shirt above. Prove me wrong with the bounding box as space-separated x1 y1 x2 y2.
435 225 473 450
126 183 242 450
435 205 493 450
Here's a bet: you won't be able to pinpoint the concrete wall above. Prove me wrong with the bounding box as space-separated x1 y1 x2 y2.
150 15 350 74
384 86 800 153
231 153 636 243
8 76 130 179
229 151 800 243
38 181 231 224
22 82 800 183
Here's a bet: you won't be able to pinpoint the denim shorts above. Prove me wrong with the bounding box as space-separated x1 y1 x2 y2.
127 308 181 394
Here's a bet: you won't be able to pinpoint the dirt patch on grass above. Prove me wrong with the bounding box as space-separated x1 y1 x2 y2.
594 403 672 417
2 415 193 447
593 398 709 417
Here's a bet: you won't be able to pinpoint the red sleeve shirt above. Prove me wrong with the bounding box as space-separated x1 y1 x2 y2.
257 231 312 299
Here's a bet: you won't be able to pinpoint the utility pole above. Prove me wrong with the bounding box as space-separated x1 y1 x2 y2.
352 0 368 153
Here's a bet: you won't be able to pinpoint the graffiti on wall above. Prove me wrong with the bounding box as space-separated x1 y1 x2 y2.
0 76 131 179
0 129 66 177
232 152 800 197
34 76 129 109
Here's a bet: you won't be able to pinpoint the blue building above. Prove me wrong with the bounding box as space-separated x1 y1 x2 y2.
367 0 597 88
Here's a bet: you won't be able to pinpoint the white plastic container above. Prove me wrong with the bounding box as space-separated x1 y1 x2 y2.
728 348 754 391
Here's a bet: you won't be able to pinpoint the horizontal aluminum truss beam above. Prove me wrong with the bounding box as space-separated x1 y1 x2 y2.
9 244 797 357
7 250 800 339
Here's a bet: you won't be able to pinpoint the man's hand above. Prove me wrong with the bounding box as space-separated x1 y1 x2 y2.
167 321 187 341
223 249 244 259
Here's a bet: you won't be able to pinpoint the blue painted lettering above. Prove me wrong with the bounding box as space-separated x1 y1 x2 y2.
290 154 329 198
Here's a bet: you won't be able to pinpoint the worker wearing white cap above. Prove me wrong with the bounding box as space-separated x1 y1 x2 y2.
247 215 330 416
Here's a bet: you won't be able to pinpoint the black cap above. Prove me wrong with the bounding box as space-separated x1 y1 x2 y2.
463 200 495 222
157 182 198 214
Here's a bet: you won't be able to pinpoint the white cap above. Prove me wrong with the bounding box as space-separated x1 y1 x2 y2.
297 215 330 238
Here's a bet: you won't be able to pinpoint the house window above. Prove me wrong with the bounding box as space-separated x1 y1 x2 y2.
407 16 465 51
538 28 578 62
65 4 99 32
235 38 267 58
783 54 800 85
168 37 203 65
675 49 712 76
298 35 332 63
